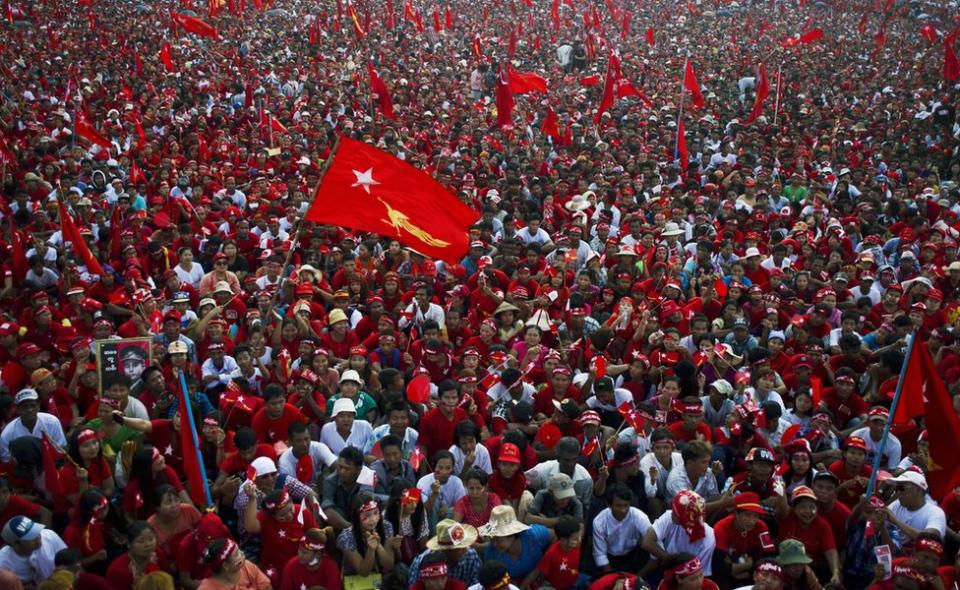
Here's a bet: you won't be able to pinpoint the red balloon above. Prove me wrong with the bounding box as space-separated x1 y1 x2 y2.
536 422 563 450
406 374 431 404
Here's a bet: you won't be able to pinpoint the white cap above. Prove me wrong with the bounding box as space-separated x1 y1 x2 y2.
339 369 363 386
332 398 356 416
250 456 278 477
888 470 927 491
744 247 762 258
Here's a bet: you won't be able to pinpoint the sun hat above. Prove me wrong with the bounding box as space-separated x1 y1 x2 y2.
426 519 479 550
331 398 357 417
660 222 683 237
777 539 813 566
339 369 364 386
479 505 530 537
328 308 348 325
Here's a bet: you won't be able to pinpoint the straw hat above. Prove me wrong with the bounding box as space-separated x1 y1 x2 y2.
479 505 529 537
564 194 592 212
426 519 479 550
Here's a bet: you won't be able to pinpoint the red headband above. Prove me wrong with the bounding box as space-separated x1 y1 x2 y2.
209 539 238 570
667 556 702 580
420 563 448 579
358 500 379 514
756 562 784 579
203 417 219 427
77 429 98 445
300 536 326 552
264 489 291 514
917 537 944 557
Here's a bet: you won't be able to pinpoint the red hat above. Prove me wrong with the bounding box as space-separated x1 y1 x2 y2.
0 321 19 337
734 492 766 514
845 436 867 450
791 485 818 504
498 442 522 464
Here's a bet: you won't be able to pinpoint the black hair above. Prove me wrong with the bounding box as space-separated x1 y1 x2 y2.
350 492 386 554
55 548 83 567
478 560 510 586
555 515 582 539
385 478 425 542
339 446 364 468
379 434 402 453
130 446 173 511
463 468 488 486
234 428 257 451
288 421 309 438
153 484 178 509
263 383 285 402
437 379 458 394
454 420 480 445
605 482 634 505
433 450 454 466
127 520 155 543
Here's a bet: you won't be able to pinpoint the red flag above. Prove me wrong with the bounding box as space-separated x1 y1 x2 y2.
542 106 560 139
551 0 559 32
444 4 453 29
368 63 397 120
810 376 822 407
177 379 208 506
295 453 314 484
305 137 478 263
676 118 689 172
921 24 938 44
620 10 631 41
409 446 426 471
160 42 176 73
508 67 548 94
579 74 600 87
347 2 365 38
129 160 146 185
798 28 823 44
269 116 288 134
916 342 960 497
9 229 27 282
171 11 219 39
593 355 607 378
893 341 933 425
57 200 105 276
508 29 517 57
945 38 960 82
495 63 515 128
432 7 441 32
616 79 652 106
41 432 63 496
581 438 600 457
472 35 483 59
2 0 12 23
743 63 769 125
683 60 704 109
645 27 655 46
75 113 112 150
858 13 868 34
594 67 615 124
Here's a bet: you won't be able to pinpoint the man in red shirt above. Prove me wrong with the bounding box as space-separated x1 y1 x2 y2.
251 384 308 445
777 485 840 585
818 372 868 434
418 380 469 462
828 436 873 509
712 492 775 588
279 529 342 590
811 472 851 550
667 397 712 443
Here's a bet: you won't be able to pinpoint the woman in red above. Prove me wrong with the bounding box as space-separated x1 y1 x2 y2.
279 528 342 590
59 427 115 515
106 521 170 590
656 553 720 590
243 485 317 584
123 446 189 522
63 489 115 574
776 485 841 585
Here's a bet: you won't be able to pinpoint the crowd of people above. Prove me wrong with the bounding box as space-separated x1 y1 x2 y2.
0 0 959 588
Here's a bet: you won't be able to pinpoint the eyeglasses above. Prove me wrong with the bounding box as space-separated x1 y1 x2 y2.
215 261 227 266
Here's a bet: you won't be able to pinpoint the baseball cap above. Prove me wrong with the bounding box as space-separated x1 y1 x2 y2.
168 341 189 355
30 369 53 387
498 442 522 464
548 473 576 499
888 469 928 491
791 485 818 504
1 516 44 544
250 456 278 477
734 492 766 514
14 389 39 405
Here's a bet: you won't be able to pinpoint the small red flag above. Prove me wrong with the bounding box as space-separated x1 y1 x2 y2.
683 60 704 109
160 42 176 73
178 380 208 506
432 7 441 32
346 2 365 38
409 446 426 471
921 24 938 44
495 63 515 128
645 27 655 46
581 438 600 457
269 116 288 134
542 106 560 139
41 433 64 496
246 463 258 482
676 118 689 172
368 63 397 120
305 137 478 263
593 355 607 378
536 422 562 449
295 453 314 484
620 10 631 41
75 113 112 150
171 11 219 39
444 4 453 29
9 229 27 282
594 67 616 124
58 201 105 276
893 341 932 425
743 63 769 125
508 67 548 94
798 28 823 44
129 160 146 185
579 74 601 87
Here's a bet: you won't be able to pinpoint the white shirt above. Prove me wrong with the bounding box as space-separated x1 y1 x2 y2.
525 460 593 491
0 528 66 585
591 507 651 567
398 301 446 331
888 498 947 538
174 262 205 289
121 396 150 421
319 420 373 455
277 442 338 483
486 381 536 405
450 444 493 475
0 413 66 462
416 473 467 508
651 511 716 575
665 464 720 502
849 427 902 470
201 356 240 388
640 451 683 499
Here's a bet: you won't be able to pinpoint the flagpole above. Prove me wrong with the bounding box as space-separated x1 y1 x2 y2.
264 135 342 326
773 62 783 126
178 368 214 507
864 332 916 499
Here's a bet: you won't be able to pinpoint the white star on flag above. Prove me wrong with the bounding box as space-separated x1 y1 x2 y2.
351 168 380 194
164 445 173 455
301 585 308 590
278 529 286 538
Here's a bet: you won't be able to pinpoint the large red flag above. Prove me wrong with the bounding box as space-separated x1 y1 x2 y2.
305 136 479 263
921 346 960 498
676 118 689 172
9 229 27 282
41 433 63 496
75 113 112 150
645 27 655 46
798 28 824 44
743 64 769 125
347 2 365 38
171 11 219 39
495 64 515 128
368 63 397 120
920 24 937 44
444 4 453 29
945 38 960 82
542 106 560 139
177 377 209 506
594 67 615 124
683 60 704 109
57 201 105 276
893 340 934 426
508 67 548 94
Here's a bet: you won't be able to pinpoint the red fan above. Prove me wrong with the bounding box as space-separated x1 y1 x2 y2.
592 355 607 378
536 422 562 450
406 374 431 404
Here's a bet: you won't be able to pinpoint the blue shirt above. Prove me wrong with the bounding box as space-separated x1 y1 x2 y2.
483 524 552 579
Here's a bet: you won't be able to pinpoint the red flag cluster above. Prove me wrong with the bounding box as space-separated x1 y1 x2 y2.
743 64 769 125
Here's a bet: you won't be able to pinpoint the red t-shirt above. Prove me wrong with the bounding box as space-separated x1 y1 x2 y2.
828 459 872 509
279 555 343 590
418 407 469 462
58 457 113 514
819 501 852 552
251 404 307 444
667 420 713 444
122 466 184 519
218 444 278 476
819 389 868 429
258 506 317 581
488 471 527 503
538 541 581 590
104 550 169 590
713 514 775 559
778 512 836 562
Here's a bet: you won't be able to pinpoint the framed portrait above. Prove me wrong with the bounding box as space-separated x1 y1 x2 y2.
95 337 153 392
